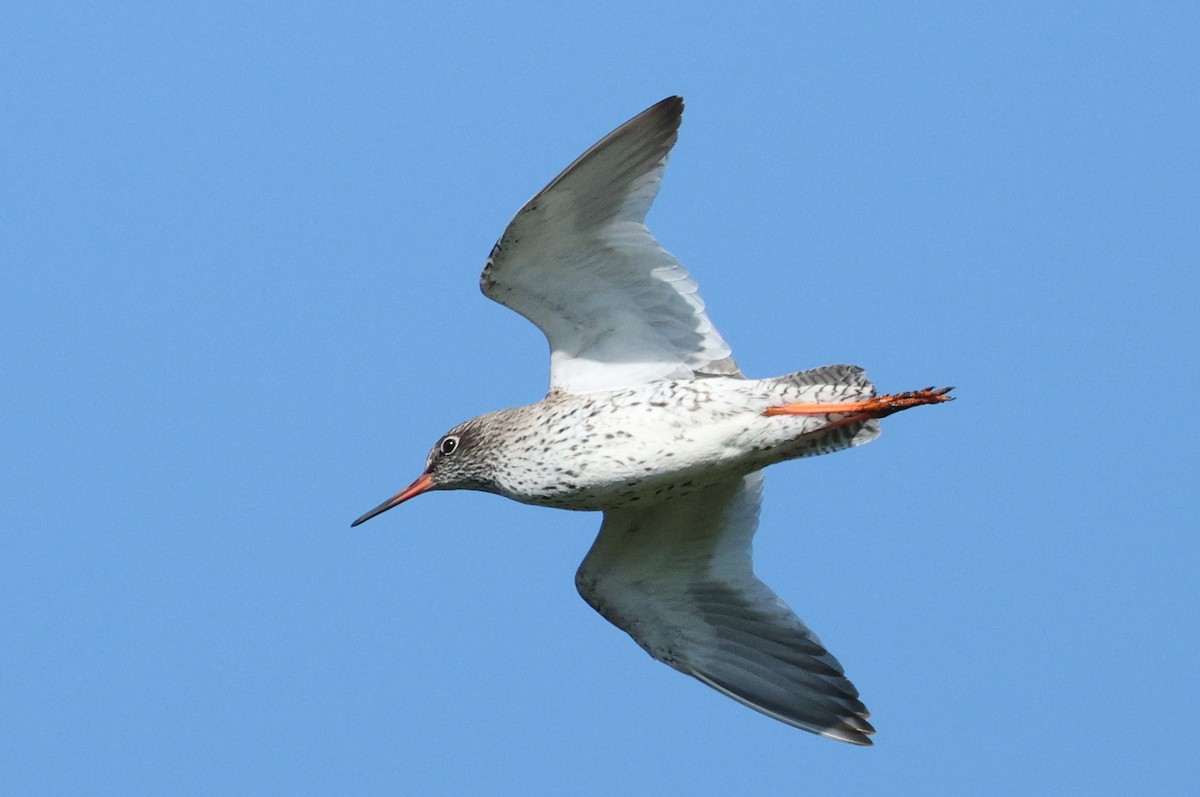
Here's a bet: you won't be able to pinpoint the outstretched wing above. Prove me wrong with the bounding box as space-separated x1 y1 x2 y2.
481 96 740 394
575 473 874 744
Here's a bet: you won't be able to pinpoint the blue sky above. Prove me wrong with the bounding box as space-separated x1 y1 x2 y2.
2 2 1197 794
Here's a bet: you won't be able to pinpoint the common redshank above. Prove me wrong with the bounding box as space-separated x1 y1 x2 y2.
353 97 951 745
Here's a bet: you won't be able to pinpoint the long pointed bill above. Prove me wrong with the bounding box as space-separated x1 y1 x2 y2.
351 473 434 527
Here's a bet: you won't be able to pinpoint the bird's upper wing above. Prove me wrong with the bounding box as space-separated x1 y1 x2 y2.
480 96 740 394
575 472 874 744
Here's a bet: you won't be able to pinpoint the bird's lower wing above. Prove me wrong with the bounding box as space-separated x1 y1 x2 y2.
575 473 874 744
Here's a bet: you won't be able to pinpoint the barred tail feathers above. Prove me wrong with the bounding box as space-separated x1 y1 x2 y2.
774 364 880 457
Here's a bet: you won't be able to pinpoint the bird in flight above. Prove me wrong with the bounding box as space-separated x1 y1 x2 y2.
353 97 951 745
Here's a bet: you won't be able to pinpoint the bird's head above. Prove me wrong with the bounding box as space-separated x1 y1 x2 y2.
351 419 494 527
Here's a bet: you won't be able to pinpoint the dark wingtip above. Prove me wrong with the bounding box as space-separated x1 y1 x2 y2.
649 95 684 124
822 711 876 746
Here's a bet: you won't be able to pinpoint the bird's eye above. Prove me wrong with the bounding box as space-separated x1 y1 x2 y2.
440 435 460 455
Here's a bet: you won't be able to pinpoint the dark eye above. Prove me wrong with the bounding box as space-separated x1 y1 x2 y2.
440 435 460 455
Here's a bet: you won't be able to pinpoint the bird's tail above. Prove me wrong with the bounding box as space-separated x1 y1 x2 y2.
771 364 881 457
776 364 876 401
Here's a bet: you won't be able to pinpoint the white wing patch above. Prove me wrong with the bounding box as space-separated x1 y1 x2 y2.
575 473 875 745
481 97 740 394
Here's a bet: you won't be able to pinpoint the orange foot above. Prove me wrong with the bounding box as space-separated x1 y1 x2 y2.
764 386 954 421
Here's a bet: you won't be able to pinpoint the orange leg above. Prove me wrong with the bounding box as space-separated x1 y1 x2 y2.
764 386 954 421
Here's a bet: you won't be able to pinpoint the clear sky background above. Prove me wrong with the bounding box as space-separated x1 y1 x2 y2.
3 2 1197 794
